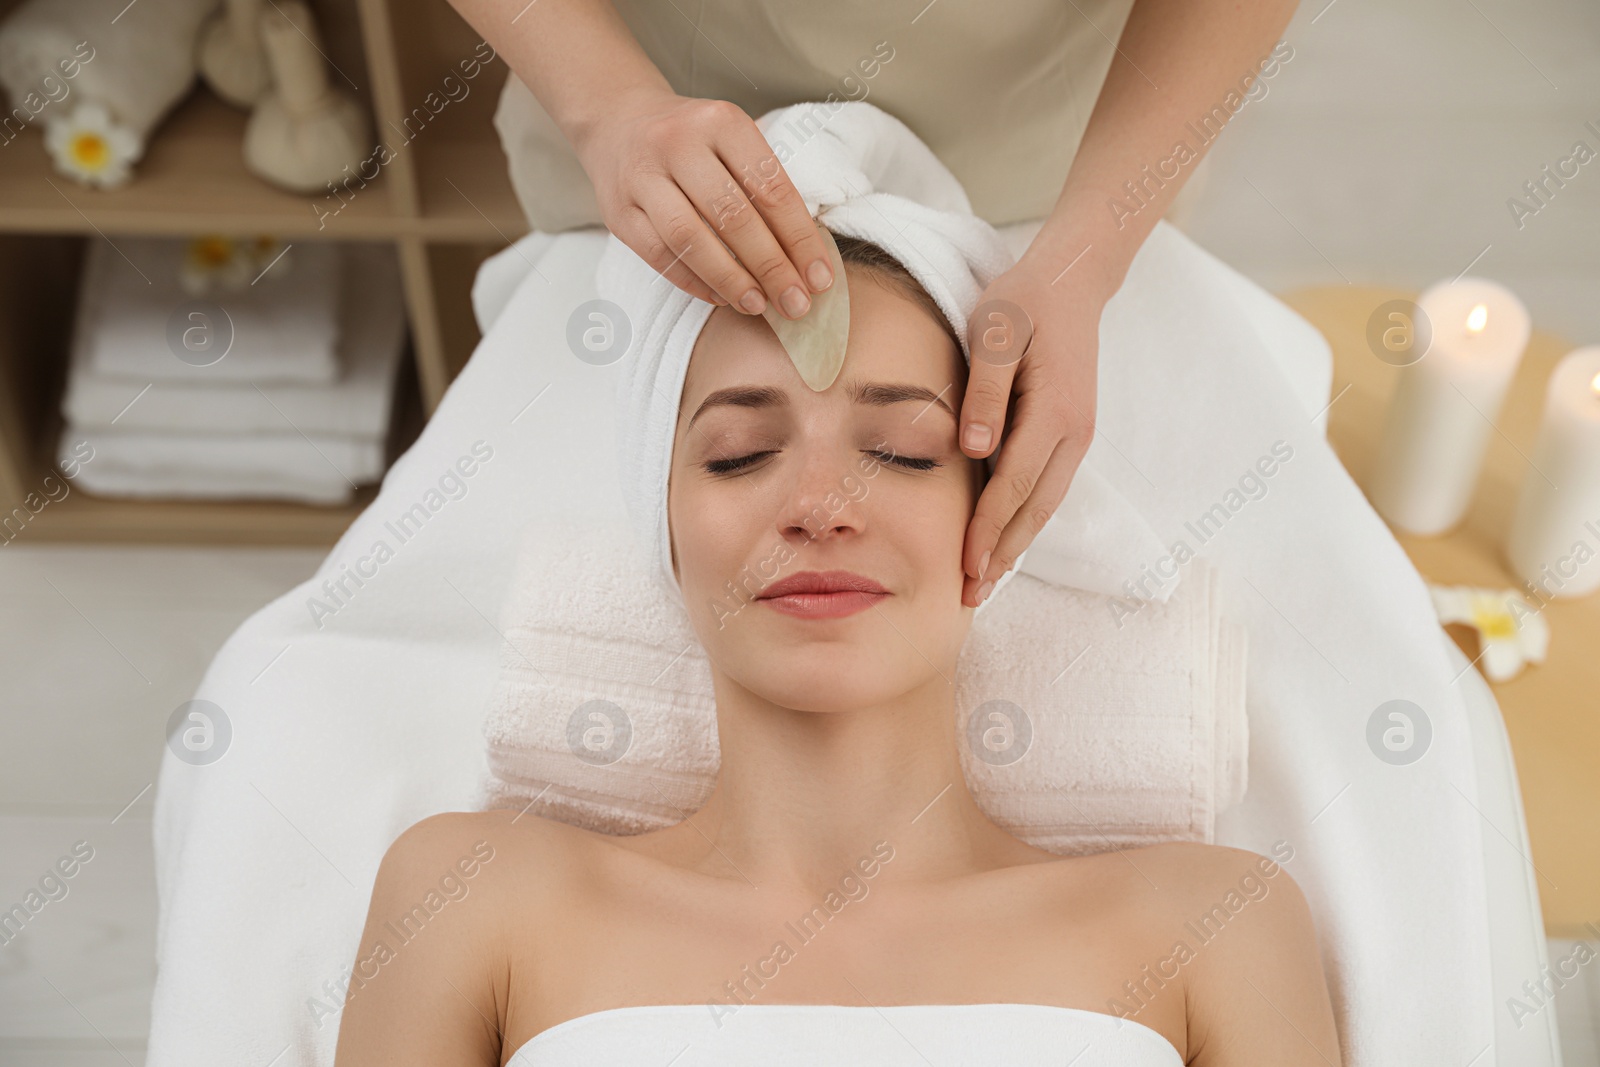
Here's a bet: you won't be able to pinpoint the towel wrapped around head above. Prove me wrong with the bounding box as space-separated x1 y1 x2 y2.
598 99 1029 611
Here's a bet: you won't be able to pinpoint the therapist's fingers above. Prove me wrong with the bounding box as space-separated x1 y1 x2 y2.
694 159 815 320
959 383 1073 591
629 185 763 309
959 297 1034 462
962 416 1088 608
711 116 835 303
672 152 817 319
581 93 828 315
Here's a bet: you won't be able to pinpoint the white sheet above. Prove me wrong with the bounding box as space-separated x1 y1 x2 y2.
149 220 1495 1065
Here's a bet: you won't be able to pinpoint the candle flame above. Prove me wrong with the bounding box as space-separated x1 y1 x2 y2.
1590 371 1600 398
1466 304 1489 333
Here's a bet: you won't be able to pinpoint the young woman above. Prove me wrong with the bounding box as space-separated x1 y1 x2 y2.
332 235 1341 1066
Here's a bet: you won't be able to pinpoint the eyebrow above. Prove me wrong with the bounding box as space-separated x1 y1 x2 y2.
686 380 955 431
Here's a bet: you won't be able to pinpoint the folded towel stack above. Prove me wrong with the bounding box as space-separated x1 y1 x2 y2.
481 516 1248 851
57 238 408 505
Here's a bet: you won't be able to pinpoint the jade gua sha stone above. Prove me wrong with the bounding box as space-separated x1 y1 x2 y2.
760 224 851 391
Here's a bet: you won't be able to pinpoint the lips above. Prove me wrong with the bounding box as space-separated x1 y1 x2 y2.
757 569 889 619
760 570 888 598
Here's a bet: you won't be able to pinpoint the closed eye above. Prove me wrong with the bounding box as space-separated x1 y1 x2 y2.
703 450 778 475
869 449 940 471
702 450 942 475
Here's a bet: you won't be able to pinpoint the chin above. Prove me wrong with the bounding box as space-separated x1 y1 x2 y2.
720 646 908 713
721 642 925 714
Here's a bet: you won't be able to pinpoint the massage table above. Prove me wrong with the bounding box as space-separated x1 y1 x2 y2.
146 220 1561 1066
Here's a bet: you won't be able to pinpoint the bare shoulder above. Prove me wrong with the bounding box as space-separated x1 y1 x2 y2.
1110 840 1321 969
1068 839 1305 917
374 808 599 908
1122 841 1341 1066
333 810 594 1066
379 808 557 873
1128 839 1304 902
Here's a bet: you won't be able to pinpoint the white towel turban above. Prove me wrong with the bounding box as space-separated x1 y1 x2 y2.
599 99 1029 612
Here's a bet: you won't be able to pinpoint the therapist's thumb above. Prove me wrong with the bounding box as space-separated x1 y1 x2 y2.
960 296 1033 457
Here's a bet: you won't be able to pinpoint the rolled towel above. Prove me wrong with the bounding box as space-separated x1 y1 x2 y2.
957 553 1249 852
0 0 214 141
80 235 342 384
599 99 1173 609
62 242 405 436
481 516 1247 850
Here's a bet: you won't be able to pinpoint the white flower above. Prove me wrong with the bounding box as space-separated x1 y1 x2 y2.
243 235 292 281
178 235 291 295
180 236 253 294
1428 583 1550 683
44 101 142 189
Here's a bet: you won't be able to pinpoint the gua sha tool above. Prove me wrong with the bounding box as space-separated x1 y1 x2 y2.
760 224 850 391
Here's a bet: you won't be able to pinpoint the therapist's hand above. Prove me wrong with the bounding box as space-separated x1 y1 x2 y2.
572 89 835 318
958 256 1106 608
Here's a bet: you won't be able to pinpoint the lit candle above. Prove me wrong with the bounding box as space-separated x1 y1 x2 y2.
1367 277 1531 535
1505 346 1600 599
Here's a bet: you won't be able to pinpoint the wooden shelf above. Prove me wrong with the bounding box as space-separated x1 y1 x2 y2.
17 478 381 545
0 91 406 238
415 135 531 241
0 0 526 545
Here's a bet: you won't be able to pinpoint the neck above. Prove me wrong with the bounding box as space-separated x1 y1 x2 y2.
659 669 1024 893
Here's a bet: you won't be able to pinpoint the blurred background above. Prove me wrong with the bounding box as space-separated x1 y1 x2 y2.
0 0 1595 1062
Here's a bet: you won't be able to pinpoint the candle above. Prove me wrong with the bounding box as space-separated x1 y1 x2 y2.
1505 346 1600 599
1367 277 1531 535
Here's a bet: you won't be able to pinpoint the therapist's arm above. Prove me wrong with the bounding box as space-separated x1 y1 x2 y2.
442 0 833 319
957 0 1300 607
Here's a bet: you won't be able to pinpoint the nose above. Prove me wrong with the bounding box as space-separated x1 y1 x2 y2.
776 441 867 550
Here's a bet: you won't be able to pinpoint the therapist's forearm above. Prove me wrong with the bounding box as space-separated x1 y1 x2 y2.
442 0 672 155
1024 0 1299 301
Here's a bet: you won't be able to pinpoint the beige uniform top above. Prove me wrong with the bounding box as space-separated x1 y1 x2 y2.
494 0 1138 231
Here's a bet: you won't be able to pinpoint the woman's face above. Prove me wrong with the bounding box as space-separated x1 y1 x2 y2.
667 266 985 713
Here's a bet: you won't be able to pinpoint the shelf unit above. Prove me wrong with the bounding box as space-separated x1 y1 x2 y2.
0 0 531 544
